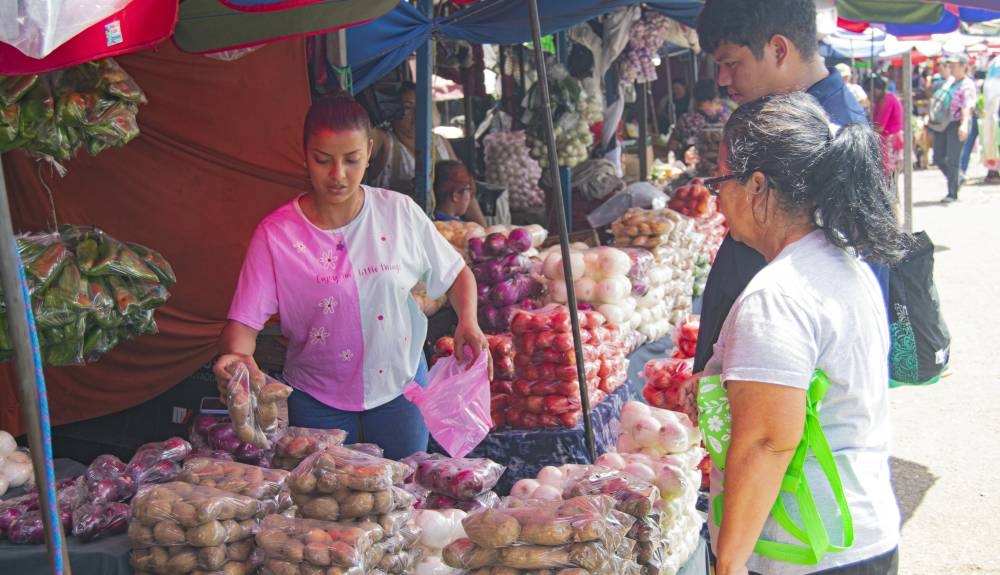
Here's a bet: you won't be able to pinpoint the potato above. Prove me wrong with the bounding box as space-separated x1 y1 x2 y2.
153 520 187 546
519 520 574 546
442 538 500 570
263 559 298 575
199 545 228 570
238 519 257 539
260 382 293 402
258 401 279 428
130 548 153 571
128 522 156 547
167 549 199 572
304 542 332 566
328 540 361 566
172 501 201 527
372 490 393 515
186 520 227 547
136 498 174 526
567 543 606 571
229 539 253 562
498 545 571 570
316 471 342 493
281 538 306 563
301 497 340 521
150 546 170 572
338 492 374 519
221 561 250 575
221 519 242 542
378 550 413 574
463 509 521 548
290 472 318 493
302 566 326 575
256 528 290 554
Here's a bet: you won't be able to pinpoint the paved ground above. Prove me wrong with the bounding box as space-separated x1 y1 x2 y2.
891 162 1000 574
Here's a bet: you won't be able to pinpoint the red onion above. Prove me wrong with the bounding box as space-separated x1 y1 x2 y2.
477 283 491 304
194 414 221 437
484 233 509 257
234 442 263 463
507 228 533 253
467 236 486 261
490 279 521 307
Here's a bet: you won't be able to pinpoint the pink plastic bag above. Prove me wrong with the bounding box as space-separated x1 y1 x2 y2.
403 350 491 458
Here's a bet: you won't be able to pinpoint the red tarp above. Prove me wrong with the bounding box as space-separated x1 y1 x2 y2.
0 40 312 435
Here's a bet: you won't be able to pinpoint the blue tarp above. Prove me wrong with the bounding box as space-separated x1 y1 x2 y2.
346 0 704 92
883 6 1000 36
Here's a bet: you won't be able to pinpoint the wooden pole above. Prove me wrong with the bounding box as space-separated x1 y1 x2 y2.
903 50 914 233
415 0 434 212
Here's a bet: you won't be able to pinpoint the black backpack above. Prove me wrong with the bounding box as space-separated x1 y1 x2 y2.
888 231 950 387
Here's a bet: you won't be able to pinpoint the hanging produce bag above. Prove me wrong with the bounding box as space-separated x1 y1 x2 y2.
403 351 491 458
0 226 175 365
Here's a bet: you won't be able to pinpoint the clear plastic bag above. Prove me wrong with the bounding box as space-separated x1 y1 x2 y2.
84 454 137 504
254 514 382 570
413 456 505 500
422 490 501 513
271 427 348 470
442 538 624 573
178 457 289 501
403 351 492 459
345 443 384 458
0 0 134 59
72 501 130 542
562 468 660 520
129 481 265 530
462 495 634 550
225 363 292 449
126 437 192 486
130 539 257 574
290 486 414 522
288 446 409 495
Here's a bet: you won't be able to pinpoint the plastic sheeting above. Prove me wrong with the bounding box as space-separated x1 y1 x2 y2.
345 0 704 93
0 0 134 59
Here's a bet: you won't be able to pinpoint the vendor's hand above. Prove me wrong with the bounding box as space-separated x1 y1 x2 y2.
213 353 260 400
453 319 493 380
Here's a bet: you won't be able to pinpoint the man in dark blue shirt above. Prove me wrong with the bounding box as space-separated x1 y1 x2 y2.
693 0 870 373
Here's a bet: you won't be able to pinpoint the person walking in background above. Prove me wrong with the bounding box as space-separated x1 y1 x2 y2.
959 87 984 184
929 54 976 203
837 63 870 110
871 75 904 177
675 79 732 151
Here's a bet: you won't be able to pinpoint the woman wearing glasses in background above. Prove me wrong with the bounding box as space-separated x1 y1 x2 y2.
698 92 906 575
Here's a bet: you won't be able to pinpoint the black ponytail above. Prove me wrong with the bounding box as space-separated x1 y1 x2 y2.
724 93 908 265
807 122 907 264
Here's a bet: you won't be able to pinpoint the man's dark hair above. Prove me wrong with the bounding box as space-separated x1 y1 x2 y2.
692 79 719 104
433 159 468 205
697 0 818 60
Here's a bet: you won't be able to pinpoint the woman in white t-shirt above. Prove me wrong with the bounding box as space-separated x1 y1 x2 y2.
699 93 908 575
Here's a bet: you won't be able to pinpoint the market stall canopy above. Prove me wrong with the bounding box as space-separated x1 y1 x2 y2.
173 0 396 53
822 27 888 58
345 0 703 93
0 40 312 436
0 0 178 75
837 2 1000 37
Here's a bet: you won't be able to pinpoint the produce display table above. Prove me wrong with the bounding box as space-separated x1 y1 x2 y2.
0 459 133 575
458 383 633 495
627 335 674 398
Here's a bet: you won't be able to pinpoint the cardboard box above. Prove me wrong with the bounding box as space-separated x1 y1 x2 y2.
622 148 655 182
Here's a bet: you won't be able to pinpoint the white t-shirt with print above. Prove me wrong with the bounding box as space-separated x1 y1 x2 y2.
704 230 900 575
228 187 464 411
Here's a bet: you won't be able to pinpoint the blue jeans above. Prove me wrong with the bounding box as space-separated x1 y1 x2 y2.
287 355 429 460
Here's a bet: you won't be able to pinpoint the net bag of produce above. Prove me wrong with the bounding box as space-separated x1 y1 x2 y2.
402 350 491 458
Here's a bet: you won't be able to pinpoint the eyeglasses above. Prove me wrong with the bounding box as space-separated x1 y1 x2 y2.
701 174 740 195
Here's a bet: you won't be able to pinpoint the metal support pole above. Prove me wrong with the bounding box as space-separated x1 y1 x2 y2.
463 68 476 173
528 0 596 463
903 51 914 233
0 157 71 574
664 55 676 126
414 0 434 213
555 31 572 231
637 81 649 181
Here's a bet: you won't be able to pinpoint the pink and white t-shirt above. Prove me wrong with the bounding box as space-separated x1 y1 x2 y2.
228 186 464 411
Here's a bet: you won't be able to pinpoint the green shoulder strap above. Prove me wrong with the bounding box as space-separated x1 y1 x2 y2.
697 370 855 565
